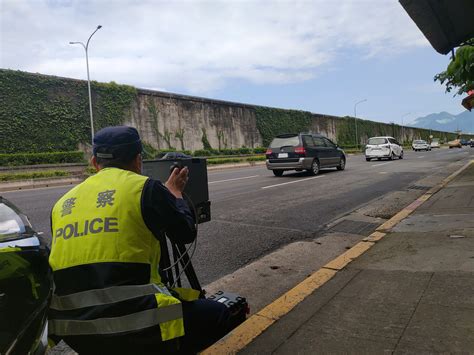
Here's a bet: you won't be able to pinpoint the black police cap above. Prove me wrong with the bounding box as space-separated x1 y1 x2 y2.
93 126 143 159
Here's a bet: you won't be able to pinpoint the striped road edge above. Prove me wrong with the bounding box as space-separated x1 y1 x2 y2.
201 159 474 355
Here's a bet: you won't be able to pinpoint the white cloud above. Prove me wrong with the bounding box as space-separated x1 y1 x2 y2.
1 0 428 93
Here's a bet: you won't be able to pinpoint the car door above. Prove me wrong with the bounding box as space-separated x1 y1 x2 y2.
313 136 331 167
302 135 317 158
389 138 401 156
322 138 340 166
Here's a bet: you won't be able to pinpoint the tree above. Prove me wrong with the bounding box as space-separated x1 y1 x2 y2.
434 41 474 95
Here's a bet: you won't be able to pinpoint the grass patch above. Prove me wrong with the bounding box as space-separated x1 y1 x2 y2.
0 170 71 182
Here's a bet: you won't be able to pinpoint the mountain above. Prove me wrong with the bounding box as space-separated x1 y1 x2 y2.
410 110 474 133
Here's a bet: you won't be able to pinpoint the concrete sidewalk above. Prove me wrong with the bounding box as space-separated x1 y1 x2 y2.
225 162 474 354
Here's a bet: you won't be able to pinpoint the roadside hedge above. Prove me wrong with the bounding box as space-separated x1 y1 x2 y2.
0 151 85 166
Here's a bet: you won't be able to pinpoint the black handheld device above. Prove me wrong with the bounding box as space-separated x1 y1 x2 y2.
142 158 211 223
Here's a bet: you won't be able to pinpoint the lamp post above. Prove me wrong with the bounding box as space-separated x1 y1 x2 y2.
401 112 411 144
353 99 367 149
70 25 102 146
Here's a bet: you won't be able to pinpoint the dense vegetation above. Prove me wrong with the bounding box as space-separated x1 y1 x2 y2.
0 70 136 153
254 107 313 147
435 42 474 95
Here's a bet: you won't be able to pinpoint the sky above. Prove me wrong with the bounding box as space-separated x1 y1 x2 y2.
0 0 468 125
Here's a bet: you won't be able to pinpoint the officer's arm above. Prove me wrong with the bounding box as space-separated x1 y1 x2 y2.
141 179 197 244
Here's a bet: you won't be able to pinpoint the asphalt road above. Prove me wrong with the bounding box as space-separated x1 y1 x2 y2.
3 147 473 285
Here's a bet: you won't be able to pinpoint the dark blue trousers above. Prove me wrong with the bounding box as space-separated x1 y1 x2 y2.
61 299 231 354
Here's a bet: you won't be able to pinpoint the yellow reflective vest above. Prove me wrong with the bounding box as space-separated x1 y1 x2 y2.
49 168 188 341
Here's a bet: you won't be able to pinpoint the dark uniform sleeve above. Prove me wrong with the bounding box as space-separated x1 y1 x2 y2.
141 178 197 244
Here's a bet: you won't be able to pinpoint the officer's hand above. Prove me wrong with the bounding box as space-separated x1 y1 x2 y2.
165 166 189 198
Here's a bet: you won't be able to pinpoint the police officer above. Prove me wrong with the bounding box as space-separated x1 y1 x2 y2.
49 126 230 354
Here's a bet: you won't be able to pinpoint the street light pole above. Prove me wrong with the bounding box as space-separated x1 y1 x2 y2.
70 25 102 146
353 99 367 149
401 112 411 144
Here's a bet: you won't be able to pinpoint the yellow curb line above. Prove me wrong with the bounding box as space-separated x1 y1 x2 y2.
202 159 474 355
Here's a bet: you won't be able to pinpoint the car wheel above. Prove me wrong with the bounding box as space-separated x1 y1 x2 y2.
337 157 346 170
272 170 284 177
389 152 395 160
399 150 404 159
308 159 320 176
366 157 371 162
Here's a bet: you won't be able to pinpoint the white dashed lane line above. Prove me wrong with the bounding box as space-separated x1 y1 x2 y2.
209 175 260 184
371 162 391 167
261 175 325 189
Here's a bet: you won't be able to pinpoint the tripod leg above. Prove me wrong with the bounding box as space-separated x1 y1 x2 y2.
172 244 182 288
175 243 204 297
158 232 174 287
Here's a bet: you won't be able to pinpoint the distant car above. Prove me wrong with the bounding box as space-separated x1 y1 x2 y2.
365 136 403 161
412 140 431 151
448 139 462 149
430 139 441 148
0 197 50 355
470 140 474 148
460 139 470 146
265 133 346 176
160 151 192 159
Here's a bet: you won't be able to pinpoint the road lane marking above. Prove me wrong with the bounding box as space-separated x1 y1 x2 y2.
372 162 390 167
209 175 259 184
379 172 387 174
418 156 425 159
261 175 325 189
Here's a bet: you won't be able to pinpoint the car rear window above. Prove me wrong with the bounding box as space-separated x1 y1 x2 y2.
414 140 425 144
368 138 388 145
269 136 300 148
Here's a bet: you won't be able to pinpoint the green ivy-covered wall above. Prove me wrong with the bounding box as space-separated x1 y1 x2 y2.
0 69 136 153
0 69 467 155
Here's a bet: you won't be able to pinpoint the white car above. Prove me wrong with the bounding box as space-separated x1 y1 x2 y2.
412 140 431 151
430 139 441 148
365 136 404 161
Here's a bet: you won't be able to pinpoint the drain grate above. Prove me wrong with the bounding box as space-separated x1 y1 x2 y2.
329 220 379 235
407 185 431 191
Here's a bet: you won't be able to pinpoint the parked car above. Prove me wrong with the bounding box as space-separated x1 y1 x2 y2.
265 133 346 176
460 138 470 146
0 197 51 355
159 151 192 159
448 139 462 148
365 136 404 161
430 138 441 148
412 139 431 151
470 140 474 148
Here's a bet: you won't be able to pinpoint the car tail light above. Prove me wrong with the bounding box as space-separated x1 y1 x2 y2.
294 146 306 155
265 148 272 155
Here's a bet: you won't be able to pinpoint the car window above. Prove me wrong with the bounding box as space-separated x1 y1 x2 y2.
313 137 326 147
368 138 387 145
302 135 315 147
269 136 300 148
323 138 336 148
0 202 27 240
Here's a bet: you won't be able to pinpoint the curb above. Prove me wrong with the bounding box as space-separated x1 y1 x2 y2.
202 159 474 354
